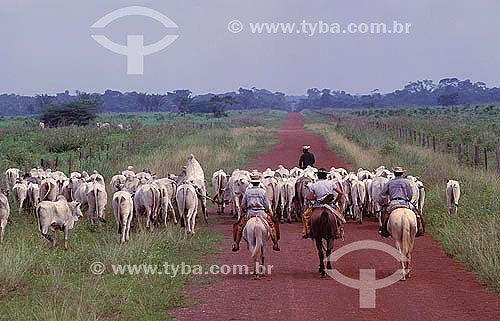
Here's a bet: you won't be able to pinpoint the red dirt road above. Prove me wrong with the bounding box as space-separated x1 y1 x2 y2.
173 113 500 321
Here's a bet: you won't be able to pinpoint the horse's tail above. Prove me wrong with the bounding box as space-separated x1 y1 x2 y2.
321 211 333 239
251 221 263 260
402 212 411 258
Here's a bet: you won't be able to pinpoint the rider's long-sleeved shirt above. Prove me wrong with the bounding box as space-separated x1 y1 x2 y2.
241 186 271 217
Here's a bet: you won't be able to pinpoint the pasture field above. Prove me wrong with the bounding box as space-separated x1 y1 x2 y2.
0 110 285 320
303 108 500 293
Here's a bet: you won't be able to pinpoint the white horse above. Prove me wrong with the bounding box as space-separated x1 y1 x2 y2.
388 208 417 281
243 216 270 278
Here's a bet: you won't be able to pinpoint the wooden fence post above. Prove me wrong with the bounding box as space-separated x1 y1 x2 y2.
444 139 448 153
24 160 28 173
484 148 488 171
89 147 92 160
55 156 59 170
41 158 44 168
433 136 436 152
474 145 479 167
127 142 130 155
98 146 101 162
79 150 82 169
427 136 429 148
458 144 462 158
106 144 110 161
69 154 72 174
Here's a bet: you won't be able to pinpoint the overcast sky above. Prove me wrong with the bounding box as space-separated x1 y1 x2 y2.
1 0 500 96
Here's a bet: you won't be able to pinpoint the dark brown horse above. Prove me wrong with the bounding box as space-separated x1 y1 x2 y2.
310 207 338 278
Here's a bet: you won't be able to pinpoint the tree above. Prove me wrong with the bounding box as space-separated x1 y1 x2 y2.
209 95 238 117
40 99 99 127
35 94 55 112
437 92 458 106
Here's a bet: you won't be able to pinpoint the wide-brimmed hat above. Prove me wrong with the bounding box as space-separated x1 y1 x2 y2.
392 167 406 173
302 145 311 150
316 168 328 177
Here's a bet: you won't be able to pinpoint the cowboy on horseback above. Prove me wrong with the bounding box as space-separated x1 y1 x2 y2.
232 174 280 252
299 145 315 169
302 168 345 239
378 167 425 238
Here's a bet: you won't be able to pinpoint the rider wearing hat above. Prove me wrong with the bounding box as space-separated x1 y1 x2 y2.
299 146 315 169
378 167 425 237
232 173 280 252
302 168 345 239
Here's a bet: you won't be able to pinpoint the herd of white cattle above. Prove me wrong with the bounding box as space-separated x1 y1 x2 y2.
38 121 131 130
0 157 461 248
214 165 461 225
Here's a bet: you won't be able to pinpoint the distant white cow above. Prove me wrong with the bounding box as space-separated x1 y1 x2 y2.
39 122 45 129
110 174 127 195
351 179 366 224
12 181 28 213
281 177 297 223
289 167 303 178
446 180 460 215
176 182 198 237
0 189 10 243
117 123 124 130
112 190 134 243
122 166 136 178
36 197 83 249
5 168 21 191
211 170 228 214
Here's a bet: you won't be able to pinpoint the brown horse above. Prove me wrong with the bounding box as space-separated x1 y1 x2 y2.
310 207 338 278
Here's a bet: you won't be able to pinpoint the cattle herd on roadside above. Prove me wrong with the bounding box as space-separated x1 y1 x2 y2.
0 156 461 249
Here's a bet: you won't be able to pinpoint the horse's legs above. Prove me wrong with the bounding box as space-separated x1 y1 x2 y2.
316 239 325 277
326 239 333 270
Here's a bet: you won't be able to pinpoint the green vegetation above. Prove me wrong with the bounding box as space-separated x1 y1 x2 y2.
40 99 99 127
0 110 286 320
303 108 500 293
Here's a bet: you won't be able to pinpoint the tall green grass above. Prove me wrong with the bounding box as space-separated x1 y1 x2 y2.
304 110 500 293
0 110 286 320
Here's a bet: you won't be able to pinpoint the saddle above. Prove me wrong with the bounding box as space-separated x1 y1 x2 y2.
388 204 409 214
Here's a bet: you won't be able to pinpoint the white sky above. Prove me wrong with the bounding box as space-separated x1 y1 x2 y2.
1 0 500 96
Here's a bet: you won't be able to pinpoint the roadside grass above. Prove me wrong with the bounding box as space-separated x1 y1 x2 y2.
0 110 286 320
304 111 500 293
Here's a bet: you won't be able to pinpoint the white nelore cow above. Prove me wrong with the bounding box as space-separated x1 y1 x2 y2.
289 167 303 178
87 182 107 225
153 178 178 225
275 165 290 179
112 190 134 243
5 168 21 191
36 197 83 249
176 154 208 222
27 182 40 213
117 123 124 130
39 122 45 129
0 189 10 243
224 170 250 219
40 177 59 201
110 174 127 195
121 166 136 178
370 176 389 228
176 182 198 237
280 177 297 223
12 180 28 213
446 180 461 215
134 183 161 230
211 170 228 214
351 179 366 223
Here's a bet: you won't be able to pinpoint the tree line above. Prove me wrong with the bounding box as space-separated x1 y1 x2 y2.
1 78 500 116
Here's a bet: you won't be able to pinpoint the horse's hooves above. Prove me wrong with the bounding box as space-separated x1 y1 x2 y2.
321 273 326 279
400 277 407 282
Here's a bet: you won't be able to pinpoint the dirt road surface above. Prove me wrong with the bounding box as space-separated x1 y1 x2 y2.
173 113 500 321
